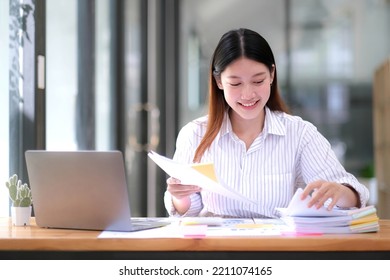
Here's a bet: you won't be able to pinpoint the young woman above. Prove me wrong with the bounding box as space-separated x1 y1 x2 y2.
164 28 369 218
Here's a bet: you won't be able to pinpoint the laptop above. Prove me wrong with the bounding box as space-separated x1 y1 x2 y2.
25 150 170 232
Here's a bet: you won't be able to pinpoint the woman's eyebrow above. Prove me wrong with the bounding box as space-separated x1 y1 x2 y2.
226 72 267 79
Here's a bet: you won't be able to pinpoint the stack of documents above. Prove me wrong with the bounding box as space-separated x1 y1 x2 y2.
276 188 379 234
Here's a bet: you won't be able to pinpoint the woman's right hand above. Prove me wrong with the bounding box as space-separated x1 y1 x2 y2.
166 177 201 200
166 177 201 215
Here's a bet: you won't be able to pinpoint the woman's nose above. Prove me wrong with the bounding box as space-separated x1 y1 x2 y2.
241 84 256 99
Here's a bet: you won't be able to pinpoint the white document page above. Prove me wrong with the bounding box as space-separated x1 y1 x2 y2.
276 188 362 217
148 151 258 206
98 218 286 238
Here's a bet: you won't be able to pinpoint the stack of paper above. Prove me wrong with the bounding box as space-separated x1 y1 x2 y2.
276 188 379 234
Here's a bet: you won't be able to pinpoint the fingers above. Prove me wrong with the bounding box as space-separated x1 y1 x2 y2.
300 181 321 199
302 181 345 210
166 177 201 199
166 177 180 185
308 187 332 209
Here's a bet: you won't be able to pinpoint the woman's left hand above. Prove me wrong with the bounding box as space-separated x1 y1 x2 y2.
301 180 358 210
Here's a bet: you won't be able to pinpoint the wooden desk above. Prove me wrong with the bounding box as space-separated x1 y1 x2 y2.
1 218 390 259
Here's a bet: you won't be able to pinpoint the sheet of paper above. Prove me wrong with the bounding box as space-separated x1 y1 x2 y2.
276 188 341 217
191 163 218 182
98 218 286 238
99 224 183 239
205 218 289 236
148 151 258 206
276 188 371 217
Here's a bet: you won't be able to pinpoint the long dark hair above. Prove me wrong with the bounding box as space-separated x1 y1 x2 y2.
193 28 289 162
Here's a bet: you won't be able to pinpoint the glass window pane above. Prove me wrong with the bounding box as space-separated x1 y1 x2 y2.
289 0 390 175
0 0 10 216
46 0 78 150
47 0 112 151
96 0 112 150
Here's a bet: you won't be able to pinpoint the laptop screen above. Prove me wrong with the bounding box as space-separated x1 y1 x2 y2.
25 150 135 231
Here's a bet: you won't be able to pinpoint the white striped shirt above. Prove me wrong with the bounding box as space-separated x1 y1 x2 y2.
164 107 369 218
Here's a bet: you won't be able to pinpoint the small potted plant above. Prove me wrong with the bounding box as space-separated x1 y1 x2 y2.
5 174 33 226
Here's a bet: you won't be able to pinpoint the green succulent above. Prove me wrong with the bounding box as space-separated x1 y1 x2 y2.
5 174 33 207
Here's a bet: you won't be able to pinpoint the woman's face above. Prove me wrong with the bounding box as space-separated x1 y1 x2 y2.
216 57 274 122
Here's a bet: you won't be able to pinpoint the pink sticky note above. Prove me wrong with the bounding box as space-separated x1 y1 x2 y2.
181 225 208 238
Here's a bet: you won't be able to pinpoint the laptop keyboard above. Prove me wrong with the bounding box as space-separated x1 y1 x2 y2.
130 218 170 231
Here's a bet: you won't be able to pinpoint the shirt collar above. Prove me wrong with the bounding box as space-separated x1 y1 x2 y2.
217 106 286 142
263 106 286 137
220 111 231 138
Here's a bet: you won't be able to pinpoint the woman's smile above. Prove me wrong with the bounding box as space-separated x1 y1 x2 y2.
239 100 259 108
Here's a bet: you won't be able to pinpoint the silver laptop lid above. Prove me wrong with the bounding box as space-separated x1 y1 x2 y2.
25 150 134 231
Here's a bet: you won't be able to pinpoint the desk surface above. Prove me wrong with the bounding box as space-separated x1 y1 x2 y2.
1 218 390 252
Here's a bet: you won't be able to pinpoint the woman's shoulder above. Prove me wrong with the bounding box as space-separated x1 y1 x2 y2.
178 115 209 137
270 109 318 133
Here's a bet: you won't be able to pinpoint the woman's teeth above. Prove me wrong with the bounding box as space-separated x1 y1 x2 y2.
241 101 256 107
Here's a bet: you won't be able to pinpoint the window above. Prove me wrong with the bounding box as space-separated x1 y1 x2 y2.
0 0 10 216
46 0 78 150
46 0 112 150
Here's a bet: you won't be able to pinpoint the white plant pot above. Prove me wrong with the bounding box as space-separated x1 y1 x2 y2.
11 206 32 226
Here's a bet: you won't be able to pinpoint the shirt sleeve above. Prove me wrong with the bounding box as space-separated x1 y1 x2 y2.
164 191 203 217
298 122 369 207
163 120 205 216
